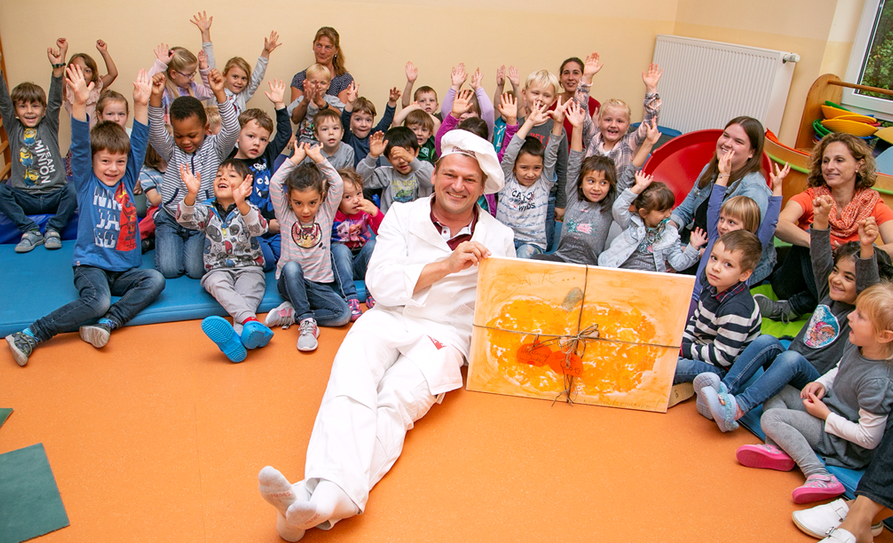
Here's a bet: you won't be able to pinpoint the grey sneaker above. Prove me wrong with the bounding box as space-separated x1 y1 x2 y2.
44 229 62 250
79 322 112 348
15 230 44 253
6 331 38 366
296 318 319 352
754 294 796 323
264 302 295 329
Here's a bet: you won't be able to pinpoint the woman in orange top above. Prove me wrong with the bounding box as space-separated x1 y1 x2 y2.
762 133 893 321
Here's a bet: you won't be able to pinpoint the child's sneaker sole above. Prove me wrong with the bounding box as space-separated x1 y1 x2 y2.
793 475 846 504
202 316 247 363
241 321 274 350
79 325 110 348
736 444 795 471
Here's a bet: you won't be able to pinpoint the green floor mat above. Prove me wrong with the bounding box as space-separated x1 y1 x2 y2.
0 443 69 543
750 284 809 338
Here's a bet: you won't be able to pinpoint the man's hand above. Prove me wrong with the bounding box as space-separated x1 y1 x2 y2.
446 241 491 274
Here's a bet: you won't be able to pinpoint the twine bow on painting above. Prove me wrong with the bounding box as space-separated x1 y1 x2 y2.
515 324 600 406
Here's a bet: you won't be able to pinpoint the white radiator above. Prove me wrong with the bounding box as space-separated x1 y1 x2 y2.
651 35 798 134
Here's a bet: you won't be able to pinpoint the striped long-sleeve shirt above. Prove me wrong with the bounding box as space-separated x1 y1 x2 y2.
148 98 240 218
681 281 761 369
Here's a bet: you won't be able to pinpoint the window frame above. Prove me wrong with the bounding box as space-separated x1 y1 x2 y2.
842 0 893 119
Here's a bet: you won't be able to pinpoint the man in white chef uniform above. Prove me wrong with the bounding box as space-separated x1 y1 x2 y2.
258 130 515 541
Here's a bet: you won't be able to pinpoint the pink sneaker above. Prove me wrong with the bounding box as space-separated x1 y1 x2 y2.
793 474 845 504
365 295 375 309
736 444 795 471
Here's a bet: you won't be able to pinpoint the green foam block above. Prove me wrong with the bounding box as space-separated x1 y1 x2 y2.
0 443 70 543
750 284 809 339
0 409 11 429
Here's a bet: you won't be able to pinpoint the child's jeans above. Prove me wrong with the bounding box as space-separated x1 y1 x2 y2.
515 240 544 259
332 241 375 301
258 233 281 273
154 210 206 279
674 357 725 385
277 261 350 327
0 183 77 233
29 264 165 342
722 335 821 415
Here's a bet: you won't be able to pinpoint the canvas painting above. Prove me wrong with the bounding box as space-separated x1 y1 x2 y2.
467 256 696 413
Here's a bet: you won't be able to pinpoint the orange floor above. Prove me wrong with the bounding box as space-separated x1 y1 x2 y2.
1 317 891 543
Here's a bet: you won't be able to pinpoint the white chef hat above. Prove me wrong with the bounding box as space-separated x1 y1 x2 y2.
439 130 504 195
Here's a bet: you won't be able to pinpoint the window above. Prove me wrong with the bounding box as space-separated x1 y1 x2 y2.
842 0 893 116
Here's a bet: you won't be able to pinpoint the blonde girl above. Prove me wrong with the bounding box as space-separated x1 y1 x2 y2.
688 156 790 314
148 43 215 123
738 282 893 504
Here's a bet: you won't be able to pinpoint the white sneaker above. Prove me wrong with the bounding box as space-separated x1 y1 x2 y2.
793 499 885 538
296 318 319 352
265 302 295 329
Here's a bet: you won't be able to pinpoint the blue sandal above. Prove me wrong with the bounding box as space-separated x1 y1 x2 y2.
703 383 740 432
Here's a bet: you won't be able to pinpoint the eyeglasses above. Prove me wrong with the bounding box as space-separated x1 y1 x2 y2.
173 69 197 80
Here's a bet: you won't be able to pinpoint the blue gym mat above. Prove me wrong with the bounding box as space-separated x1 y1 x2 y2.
0 213 79 245
0 241 366 338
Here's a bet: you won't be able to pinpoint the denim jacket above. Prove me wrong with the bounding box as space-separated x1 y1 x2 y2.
598 188 700 272
670 166 775 283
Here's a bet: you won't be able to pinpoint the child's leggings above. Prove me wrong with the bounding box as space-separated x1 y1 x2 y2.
760 385 829 478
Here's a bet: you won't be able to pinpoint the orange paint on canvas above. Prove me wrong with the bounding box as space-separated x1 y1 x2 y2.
468 257 695 412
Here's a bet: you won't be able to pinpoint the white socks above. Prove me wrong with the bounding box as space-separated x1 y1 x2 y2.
258 466 305 542
259 467 359 536
286 480 357 530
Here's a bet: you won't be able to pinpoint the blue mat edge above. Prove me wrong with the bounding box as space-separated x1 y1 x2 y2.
0 241 366 337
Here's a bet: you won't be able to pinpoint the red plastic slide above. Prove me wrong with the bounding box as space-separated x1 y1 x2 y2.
642 129 770 207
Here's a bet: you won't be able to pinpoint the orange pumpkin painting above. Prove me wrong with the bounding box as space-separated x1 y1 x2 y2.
467 257 695 413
